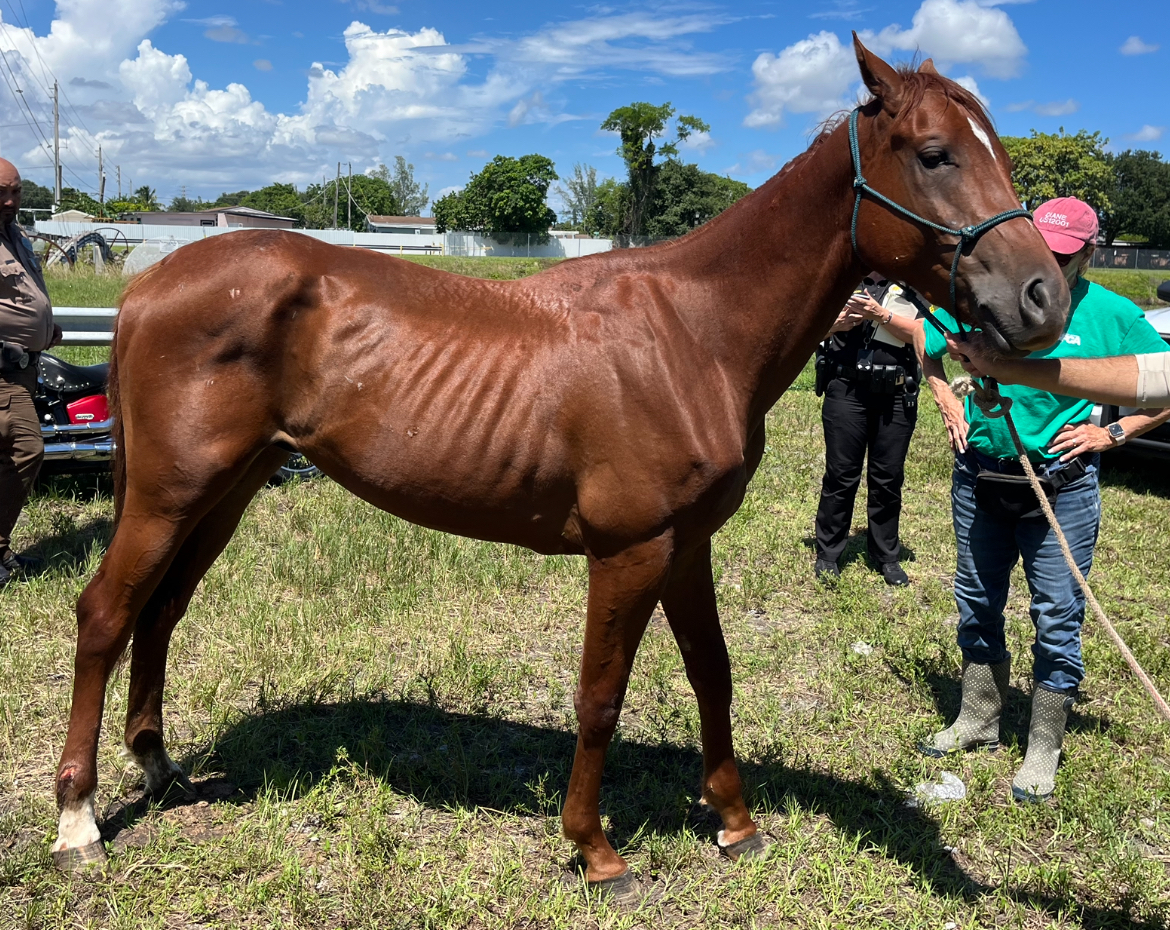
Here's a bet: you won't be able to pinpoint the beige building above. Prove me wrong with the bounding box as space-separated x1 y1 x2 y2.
123 206 298 229
366 215 437 234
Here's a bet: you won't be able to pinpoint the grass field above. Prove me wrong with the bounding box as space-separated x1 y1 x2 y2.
2 262 1169 928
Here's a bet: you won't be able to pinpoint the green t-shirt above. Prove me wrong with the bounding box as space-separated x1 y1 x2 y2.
923 278 1168 460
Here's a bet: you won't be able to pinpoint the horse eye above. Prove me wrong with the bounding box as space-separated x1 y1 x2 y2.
919 149 949 169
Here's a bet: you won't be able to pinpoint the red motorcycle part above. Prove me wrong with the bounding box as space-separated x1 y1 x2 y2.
66 394 110 424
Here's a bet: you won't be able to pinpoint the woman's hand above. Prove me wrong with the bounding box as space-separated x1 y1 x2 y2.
48 323 62 349
944 334 1001 380
939 400 969 453
845 293 887 323
1048 422 1116 461
828 308 861 334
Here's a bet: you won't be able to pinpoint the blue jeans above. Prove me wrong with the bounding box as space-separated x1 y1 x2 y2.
951 449 1101 692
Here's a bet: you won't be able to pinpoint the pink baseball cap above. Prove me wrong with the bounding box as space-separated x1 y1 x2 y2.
1032 197 1099 254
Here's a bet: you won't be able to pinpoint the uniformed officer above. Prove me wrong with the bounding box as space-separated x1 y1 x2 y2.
0 158 60 586
813 273 927 586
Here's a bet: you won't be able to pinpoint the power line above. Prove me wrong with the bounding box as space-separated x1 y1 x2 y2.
0 2 97 157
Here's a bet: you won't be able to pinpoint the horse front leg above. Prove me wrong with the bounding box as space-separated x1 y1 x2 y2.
562 533 672 891
661 539 765 860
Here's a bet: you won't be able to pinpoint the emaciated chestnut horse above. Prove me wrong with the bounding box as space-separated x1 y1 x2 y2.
53 39 1070 893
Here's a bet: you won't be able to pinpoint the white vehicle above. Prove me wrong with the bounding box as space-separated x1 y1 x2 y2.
1091 282 1170 455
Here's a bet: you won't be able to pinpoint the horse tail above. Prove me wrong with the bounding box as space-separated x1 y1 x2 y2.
108 263 162 526
107 317 126 526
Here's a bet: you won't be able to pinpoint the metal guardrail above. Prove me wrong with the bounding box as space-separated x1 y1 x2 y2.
55 307 117 346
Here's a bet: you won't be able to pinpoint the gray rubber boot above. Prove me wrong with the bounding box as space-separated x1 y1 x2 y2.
920 658 1011 757
1011 686 1073 802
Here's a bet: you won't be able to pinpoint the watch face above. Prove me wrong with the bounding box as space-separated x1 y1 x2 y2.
1108 423 1125 440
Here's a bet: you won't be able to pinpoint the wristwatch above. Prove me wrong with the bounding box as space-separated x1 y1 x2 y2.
1107 422 1126 445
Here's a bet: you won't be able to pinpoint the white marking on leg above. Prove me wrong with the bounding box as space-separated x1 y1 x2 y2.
968 117 996 161
54 796 100 851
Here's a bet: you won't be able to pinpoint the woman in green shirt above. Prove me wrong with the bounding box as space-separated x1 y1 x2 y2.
918 198 1170 801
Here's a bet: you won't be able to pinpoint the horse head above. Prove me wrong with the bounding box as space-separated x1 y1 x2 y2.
850 36 1069 355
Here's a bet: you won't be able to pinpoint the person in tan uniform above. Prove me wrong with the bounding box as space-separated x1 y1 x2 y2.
0 158 60 586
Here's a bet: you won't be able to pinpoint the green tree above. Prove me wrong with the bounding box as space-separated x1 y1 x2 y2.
210 190 251 207
133 185 161 211
584 178 628 238
600 102 709 236
1000 129 1114 214
300 175 401 230
373 157 429 216
239 183 306 225
432 154 558 240
17 179 53 223
555 163 599 229
1101 150 1170 247
58 187 103 216
168 194 212 212
645 162 751 238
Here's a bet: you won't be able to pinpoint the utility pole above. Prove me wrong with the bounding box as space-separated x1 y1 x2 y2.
333 161 340 229
116 165 121 200
52 81 60 209
97 145 105 213
347 162 352 230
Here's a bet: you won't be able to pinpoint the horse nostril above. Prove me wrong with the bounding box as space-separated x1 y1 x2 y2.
1020 277 1052 327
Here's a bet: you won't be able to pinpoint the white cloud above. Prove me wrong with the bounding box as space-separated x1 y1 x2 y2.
466 149 489 158
868 0 1027 79
253 59 272 72
744 0 1026 130
1127 125 1165 142
951 75 989 108
1120 36 1158 56
1005 99 1079 117
744 31 856 128
0 2 743 193
424 151 458 161
680 130 715 154
725 149 778 176
1033 99 1078 117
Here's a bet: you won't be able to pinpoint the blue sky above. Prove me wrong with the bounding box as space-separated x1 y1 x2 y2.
0 0 1165 214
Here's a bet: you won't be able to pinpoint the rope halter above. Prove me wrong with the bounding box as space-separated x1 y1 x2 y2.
847 107 1032 335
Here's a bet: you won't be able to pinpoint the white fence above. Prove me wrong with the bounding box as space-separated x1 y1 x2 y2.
34 221 613 259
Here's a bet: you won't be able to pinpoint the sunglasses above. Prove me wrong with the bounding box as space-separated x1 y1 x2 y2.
862 276 887 286
1053 251 1078 267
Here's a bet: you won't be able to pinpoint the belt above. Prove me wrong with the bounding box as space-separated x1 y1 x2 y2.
966 447 1096 477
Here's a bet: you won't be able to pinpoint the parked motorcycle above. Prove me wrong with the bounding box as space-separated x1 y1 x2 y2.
34 351 320 482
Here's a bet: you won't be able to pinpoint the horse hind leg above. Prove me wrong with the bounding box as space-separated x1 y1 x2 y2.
660 540 763 861
123 448 288 797
52 447 284 869
52 509 190 869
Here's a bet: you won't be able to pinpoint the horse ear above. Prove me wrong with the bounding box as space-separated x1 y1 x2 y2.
919 58 939 75
852 32 904 115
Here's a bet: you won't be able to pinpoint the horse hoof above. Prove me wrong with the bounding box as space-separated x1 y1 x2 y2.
589 869 643 905
51 841 108 873
719 831 771 862
148 767 197 801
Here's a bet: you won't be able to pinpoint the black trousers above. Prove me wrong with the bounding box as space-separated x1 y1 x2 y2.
815 377 917 565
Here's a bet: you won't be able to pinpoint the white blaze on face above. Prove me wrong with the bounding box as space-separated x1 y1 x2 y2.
968 117 997 161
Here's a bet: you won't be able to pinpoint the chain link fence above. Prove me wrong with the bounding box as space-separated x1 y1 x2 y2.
1090 247 1170 272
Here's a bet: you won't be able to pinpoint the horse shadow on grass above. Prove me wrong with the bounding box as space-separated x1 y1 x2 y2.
104 694 1158 928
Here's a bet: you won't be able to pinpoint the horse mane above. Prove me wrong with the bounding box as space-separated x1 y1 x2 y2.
755 64 997 196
